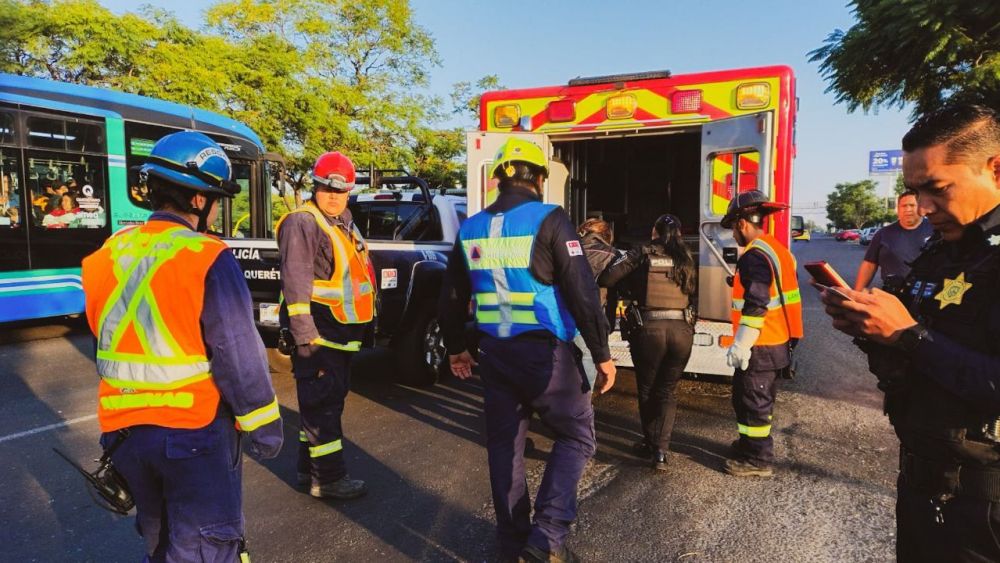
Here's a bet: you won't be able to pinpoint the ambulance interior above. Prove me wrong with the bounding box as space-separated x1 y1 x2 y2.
553 129 703 303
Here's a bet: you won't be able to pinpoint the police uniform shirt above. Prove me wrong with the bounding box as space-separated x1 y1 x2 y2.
278 206 366 346
439 185 611 363
899 203 1000 411
737 248 790 371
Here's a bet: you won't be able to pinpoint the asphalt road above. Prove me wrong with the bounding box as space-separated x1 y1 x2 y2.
0 235 899 562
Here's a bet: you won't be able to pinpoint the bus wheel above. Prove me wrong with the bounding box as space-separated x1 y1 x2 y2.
392 308 447 386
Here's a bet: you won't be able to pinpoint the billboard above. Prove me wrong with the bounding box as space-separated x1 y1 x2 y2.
869 149 903 174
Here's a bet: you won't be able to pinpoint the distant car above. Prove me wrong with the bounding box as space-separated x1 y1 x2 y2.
835 229 861 242
859 226 879 246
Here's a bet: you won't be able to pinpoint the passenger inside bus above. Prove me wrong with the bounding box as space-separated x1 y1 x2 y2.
42 193 80 228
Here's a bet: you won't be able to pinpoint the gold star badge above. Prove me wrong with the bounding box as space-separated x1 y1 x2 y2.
934 272 973 310
989 234 1000 246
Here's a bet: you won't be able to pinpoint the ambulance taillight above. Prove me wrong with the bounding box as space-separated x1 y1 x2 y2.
671 90 702 114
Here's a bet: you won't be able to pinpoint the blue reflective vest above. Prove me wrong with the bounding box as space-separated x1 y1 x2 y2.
459 201 578 341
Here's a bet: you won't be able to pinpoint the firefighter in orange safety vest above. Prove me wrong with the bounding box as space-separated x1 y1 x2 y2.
276 151 374 500
81 131 283 562
721 190 803 478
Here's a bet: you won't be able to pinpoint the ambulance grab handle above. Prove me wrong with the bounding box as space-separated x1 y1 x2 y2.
699 221 736 277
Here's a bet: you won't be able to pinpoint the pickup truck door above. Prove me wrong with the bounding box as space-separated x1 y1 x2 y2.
465 132 567 214
698 111 774 322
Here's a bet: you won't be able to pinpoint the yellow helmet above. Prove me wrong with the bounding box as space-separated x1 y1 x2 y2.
489 138 548 179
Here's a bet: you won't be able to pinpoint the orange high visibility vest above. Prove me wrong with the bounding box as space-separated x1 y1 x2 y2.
276 203 375 326
731 232 804 346
82 220 227 432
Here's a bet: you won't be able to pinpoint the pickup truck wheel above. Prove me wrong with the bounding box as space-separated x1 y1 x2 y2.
393 309 447 386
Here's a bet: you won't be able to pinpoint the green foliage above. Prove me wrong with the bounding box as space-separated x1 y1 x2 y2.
894 173 908 195
810 0 1000 118
1 0 471 211
451 74 503 124
825 180 887 229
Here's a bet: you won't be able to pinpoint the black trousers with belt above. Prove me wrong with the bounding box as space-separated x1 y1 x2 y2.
629 319 694 453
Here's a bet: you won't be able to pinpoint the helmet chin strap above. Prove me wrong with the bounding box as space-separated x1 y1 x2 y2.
193 195 218 233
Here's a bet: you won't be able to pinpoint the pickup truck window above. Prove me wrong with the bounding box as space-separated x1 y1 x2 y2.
351 200 442 241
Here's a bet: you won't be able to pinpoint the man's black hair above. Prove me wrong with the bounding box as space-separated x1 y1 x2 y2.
496 161 546 193
897 190 917 204
146 176 196 213
902 104 1000 167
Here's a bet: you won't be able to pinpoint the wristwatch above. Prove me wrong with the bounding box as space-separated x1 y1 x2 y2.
896 324 930 353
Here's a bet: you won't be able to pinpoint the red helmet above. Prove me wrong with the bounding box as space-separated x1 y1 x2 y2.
311 151 356 192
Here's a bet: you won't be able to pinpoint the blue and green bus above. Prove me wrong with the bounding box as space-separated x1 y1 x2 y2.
0 73 279 323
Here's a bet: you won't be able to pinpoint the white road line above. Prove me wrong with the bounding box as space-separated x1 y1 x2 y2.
0 414 98 444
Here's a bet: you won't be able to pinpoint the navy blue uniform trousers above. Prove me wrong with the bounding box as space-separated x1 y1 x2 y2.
293 346 351 484
731 366 779 465
103 415 245 562
478 334 597 556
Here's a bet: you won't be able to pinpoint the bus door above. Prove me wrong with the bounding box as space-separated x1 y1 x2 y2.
0 109 27 272
465 132 567 214
699 111 773 321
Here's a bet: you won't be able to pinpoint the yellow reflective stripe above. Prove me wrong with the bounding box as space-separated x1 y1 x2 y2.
311 337 362 352
783 288 801 305
476 310 539 325
100 392 195 410
740 315 765 329
101 372 211 391
240 551 250 563
462 236 533 270
235 397 280 432
309 439 343 458
298 431 308 442
475 292 535 306
287 303 311 316
738 423 772 438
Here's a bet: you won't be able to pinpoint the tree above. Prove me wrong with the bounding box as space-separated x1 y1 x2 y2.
809 0 1000 117
826 180 887 229
451 74 503 124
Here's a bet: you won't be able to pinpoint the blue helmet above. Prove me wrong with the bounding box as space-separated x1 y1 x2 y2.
136 131 240 197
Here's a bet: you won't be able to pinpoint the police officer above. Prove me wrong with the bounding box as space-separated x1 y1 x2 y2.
598 214 696 470
277 151 374 500
81 131 283 561
721 190 803 477
439 138 615 562
821 104 1000 562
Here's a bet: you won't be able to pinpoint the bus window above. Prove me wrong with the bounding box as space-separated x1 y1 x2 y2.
25 152 107 230
0 111 14 145
229 161 252 238
0 150 22 229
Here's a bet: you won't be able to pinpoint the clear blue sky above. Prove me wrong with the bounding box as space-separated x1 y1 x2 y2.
101 0 912 226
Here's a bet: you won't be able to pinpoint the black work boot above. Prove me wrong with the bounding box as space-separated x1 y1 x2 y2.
296 472 311 487
651 450 669 471
519 544 580 563
724 457 773 477
310 475 368 499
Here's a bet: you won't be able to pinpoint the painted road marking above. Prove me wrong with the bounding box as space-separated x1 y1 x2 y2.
0 414 98 444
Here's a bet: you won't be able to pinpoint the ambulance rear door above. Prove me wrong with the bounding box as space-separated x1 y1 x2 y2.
698 111 773 322
465 132 567 214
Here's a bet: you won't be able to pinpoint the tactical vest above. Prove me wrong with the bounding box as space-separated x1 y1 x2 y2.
459 201 577 341
731 233 804 346
644 252 689 310
892 232 1000 470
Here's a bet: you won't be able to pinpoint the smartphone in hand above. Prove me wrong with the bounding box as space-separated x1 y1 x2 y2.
804 261 850 288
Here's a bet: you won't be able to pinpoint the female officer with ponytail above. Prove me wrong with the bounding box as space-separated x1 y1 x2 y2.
599 214 696 470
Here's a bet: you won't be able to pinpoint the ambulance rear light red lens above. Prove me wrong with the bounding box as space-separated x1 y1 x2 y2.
671 90 702 114
547 100 575 123
493 104 521 128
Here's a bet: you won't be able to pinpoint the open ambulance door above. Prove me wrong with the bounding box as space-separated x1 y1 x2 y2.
698 111 773 322
465 132 567 215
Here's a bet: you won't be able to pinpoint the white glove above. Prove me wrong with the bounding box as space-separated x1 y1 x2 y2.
726 325 761 371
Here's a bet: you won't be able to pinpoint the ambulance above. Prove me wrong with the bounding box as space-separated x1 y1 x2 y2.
466 66 797 376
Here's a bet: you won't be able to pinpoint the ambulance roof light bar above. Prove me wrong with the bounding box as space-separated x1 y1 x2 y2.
568 70 671 87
